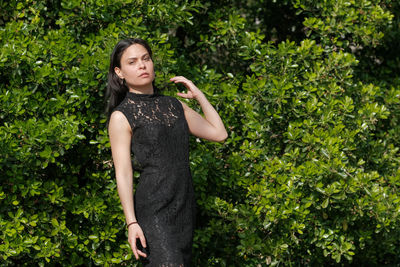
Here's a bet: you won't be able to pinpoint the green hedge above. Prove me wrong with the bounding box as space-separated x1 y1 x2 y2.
1 0 399 265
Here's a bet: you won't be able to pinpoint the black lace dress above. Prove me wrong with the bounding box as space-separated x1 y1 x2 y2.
113 89 196 267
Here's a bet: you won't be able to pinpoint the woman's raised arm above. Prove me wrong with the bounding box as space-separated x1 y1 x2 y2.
171 76 228 142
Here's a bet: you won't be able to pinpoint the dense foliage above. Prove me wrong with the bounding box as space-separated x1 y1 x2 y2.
1 0 399 265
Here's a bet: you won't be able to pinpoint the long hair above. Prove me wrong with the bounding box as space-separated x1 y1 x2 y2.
105 38 154 126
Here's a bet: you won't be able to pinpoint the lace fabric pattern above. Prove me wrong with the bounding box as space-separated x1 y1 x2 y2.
113 91 196 266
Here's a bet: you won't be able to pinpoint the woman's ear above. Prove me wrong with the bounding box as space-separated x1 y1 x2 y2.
114 67 124 79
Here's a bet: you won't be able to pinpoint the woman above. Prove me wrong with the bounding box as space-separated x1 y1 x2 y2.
106 38 227 266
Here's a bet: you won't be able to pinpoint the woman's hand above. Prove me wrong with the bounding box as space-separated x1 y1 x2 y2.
171 75 228 142
128 224 147 260
170 76 204 100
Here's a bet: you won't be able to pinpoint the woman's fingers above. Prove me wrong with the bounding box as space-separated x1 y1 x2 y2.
170 76 189 82
137 249 147 257
171 76 202 99
139 231 147 249
128 226 147 259
170 76 194 89
176 91 193 98
130 238 147 259
130 239 139 260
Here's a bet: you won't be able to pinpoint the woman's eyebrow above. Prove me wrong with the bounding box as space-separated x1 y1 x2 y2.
127 53 149 60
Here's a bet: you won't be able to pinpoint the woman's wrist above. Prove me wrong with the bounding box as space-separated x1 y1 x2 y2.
194 91 206 102
127 221 138 229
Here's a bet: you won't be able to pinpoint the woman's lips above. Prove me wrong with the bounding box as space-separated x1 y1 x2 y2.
139 73 149 77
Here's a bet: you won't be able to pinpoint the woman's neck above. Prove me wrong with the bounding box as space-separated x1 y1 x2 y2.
129 85 154 95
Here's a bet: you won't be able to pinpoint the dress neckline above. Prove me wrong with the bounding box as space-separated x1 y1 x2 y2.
127 89 159 100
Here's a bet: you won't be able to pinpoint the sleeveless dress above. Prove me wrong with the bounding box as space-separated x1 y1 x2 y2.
113 89 196 267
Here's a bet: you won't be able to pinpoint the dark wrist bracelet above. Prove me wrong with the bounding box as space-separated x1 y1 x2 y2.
127 221 138 229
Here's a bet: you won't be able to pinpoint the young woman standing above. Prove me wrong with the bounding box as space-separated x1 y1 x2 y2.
106 38 227 266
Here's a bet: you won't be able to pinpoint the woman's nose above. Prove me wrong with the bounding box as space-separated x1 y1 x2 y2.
138 60 146 69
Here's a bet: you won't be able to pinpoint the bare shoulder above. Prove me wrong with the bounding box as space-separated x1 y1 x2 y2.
110 110 126 121
108 110 131 133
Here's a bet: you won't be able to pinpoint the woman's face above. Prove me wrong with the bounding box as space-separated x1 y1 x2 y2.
115 44 155 90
